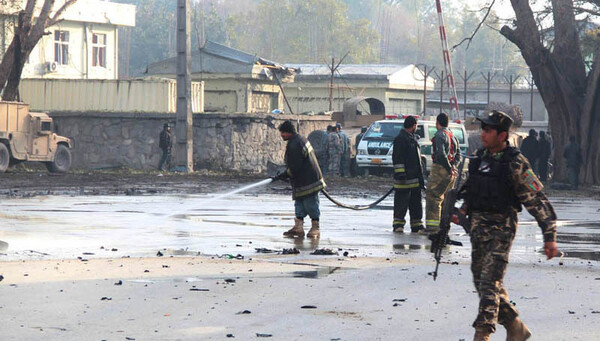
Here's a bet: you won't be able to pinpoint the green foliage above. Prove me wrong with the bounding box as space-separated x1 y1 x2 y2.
115 0 526 77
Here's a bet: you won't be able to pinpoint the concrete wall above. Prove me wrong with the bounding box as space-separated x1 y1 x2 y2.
49 112 332 173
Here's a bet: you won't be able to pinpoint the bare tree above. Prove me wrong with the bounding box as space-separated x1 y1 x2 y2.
498 0 600 184
0 0 78 101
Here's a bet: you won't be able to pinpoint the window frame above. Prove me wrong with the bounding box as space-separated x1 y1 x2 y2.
91 33 107 68
54 30 70 65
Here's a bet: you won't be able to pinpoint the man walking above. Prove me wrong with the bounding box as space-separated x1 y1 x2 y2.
456 111 558 341
326 125 342 176
424 113 460 234
273 120 326 239
563 135 582 190
537 131 552 181
520 129 539 172
392 116 425 233
158 123 172 171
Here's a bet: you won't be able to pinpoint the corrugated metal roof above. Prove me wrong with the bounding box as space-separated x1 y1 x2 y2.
146 41 292 77
289 64 411 81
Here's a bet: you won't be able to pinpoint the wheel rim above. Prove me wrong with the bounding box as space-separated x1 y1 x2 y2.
56 149 68 167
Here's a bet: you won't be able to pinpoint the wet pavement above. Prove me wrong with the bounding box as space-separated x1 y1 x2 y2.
0 187 598 264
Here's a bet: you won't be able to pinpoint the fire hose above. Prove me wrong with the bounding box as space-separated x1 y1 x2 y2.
320 187 394 211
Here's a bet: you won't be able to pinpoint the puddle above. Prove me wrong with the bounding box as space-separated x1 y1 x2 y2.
0 193 597 264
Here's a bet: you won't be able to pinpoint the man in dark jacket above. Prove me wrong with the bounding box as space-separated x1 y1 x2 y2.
158 123 172 171
274 120 326 238
563 135 582 190
537 131 552 181
520 129 539 171
392 116 425 233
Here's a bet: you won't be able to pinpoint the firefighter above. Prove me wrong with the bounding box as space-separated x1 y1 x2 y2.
392 116 425 233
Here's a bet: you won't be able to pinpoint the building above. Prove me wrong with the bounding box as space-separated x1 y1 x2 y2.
284 64 434 115
146 41 295 113
0 0 135 80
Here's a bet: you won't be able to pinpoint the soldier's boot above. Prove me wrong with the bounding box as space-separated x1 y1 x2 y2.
283 218 304 238
306 220 320 239
473 328 491 341
505 317 531 341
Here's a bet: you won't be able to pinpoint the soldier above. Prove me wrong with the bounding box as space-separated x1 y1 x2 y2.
158 123 172 171
272 120 326 239
355 126 367 150
455 111 558 341
424 113 460 234
563 135 582 190
537 131 552 181
392 116 425 233
337 123 351 177
520 129 539 172
326 125 342 176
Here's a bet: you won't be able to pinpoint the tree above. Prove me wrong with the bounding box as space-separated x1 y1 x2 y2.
500 0 600 184
0 0 78 101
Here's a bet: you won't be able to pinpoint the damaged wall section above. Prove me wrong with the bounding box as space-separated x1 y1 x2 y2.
48 112 331 172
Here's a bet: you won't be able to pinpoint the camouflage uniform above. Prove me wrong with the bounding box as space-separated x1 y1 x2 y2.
425 127 460 233
326 132 342 175
462 148 557 334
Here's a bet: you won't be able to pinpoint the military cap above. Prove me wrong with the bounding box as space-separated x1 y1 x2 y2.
477 110 513 132
164 123 170 128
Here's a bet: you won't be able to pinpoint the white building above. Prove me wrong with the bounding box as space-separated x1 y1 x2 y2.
0 0 135 80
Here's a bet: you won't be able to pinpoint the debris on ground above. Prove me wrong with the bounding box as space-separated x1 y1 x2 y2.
301 305 317 309
311 249 338 256
156 251 163 257
100 297 112 301
236 310 251 315
256 333 272 337
255 248 299 255
189 288 209 292
114 280 123 286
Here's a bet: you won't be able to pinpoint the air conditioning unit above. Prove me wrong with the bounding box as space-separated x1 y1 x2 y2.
45 61 58 73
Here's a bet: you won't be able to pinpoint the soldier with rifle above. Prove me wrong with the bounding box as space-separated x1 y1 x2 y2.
431 111 559 341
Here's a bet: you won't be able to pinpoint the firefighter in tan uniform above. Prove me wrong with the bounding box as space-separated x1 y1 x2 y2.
455 111 559 341
424 113 461 234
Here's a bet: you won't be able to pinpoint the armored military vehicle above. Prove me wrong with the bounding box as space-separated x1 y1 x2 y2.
0 101 72 173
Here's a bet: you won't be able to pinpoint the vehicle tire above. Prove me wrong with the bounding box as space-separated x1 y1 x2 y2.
47 145 72 173
0 143 9 173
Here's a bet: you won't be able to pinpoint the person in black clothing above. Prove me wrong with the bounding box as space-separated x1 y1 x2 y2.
537 131 552 181
392 116 425 233
158 123 172 171
563 135 583 190
355 126 367 150
520 129 539 171
273 120 326 238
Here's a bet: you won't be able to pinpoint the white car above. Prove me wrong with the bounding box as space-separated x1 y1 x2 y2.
355 117 469 175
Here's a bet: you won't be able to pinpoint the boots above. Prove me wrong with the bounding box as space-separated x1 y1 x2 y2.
306 220 320 239
283 218 305 237
505 317 531 341
473 328 491 341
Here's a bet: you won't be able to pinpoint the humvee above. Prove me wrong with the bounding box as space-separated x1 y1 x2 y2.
0 101 72 173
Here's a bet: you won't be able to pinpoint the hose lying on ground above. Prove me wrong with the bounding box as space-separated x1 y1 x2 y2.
321 187 394 211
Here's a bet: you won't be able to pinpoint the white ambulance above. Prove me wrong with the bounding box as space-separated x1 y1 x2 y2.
355 115 469 175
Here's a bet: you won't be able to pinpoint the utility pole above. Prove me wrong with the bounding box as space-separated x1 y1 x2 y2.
481 71 497 106
458 70 474 120
504 74 520 105
175 0 193 172
416 64 435 117
326 52 349 112
434 70 446 114
525 73 535 120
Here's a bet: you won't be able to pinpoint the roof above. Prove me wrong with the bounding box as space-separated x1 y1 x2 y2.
146 41 294 77
289 64 434 90
289 64 410 81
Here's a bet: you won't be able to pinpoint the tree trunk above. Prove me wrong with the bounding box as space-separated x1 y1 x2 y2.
501 0 600 184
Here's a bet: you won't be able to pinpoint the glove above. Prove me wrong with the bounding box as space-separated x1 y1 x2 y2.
271 171 286 181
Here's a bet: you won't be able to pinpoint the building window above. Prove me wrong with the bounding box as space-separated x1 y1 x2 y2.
92 33 106 68
54 30 69 65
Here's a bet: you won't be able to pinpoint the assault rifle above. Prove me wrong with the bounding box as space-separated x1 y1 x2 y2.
429 156 470 280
